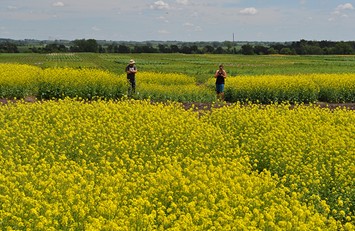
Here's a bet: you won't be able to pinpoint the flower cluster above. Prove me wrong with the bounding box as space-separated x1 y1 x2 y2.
129 72 215 102
2 64 355 103
0 64 127 100
205 102 355 227
0 63 41 98
206 73 355 103
1 99 354 230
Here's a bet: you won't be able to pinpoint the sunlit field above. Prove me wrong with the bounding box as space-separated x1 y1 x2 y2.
1 63 355 103
0 54 355 230
1 53 355 80
1 99 354 230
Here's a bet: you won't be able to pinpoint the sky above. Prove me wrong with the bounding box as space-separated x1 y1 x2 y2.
1 0 354 42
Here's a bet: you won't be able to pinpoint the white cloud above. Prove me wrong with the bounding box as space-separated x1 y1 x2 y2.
150 1 170 10
91 26 101 31
158 29 170 34
52 2 65 7
157 16 169 23
7 6 18 10
183 22 202 32
336 3 354 11
176 0 189 5
329 3 353 21
240 7 258 15
183 22 194 27
194 26 202 32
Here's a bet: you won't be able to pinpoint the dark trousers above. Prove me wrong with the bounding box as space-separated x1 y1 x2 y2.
128 79 136 95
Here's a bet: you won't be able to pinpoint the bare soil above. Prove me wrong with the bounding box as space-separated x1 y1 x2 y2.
1 97 355 111
181 101 355 111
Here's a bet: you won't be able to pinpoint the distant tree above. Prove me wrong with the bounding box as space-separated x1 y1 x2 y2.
180 45 192 54
118 45 130 53
304 45 323 55
190 45 200 54
170 45 180 53
241 44 254 55
132 45 144 53
29 47 39 53
279 47 294 55
223 41 234 53
0 42 19 53
141 45 158 53
319 40 335 49
212 41 221 48
158 44 169 53
70 39 98 52
213 46 225 54
43 43 68 53
267 47 277 55
203 45 214 53
254 45 268 55
272 44 287 54
334 42 354 54
98 45 105 53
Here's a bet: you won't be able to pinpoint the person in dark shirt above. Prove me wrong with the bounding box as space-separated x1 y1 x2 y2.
214 64 227 101
125 59 137 95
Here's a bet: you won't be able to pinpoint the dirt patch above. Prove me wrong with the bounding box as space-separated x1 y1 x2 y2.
181 101 355 111
1 97 355 111
0 96 37 104
314 102 355 110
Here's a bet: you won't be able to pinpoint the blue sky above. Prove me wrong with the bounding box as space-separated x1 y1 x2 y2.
1 0 354 42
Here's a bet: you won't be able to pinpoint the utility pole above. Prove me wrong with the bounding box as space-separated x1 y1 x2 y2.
233 33 235 54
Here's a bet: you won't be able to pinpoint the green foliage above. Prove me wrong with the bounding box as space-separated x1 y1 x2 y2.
1 53 355 81
312 74 355 103
1 55 355 103
211 75 321 104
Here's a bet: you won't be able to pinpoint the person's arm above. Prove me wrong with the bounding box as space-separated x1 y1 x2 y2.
131 66 137 73
222 70 227 78
214 70 219 78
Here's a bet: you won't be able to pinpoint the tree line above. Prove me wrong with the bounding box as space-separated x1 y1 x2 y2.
1 38 355 55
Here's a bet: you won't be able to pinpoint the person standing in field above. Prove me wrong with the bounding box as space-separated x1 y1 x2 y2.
214 64 227 101
126 59 137 95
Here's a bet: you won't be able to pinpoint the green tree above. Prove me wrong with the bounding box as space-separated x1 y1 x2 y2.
0 42 19 53
334 42 354 54
70 39 98 52
203 45 214 53
241 44 254 55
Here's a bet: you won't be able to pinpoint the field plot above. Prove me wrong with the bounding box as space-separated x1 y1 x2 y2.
1 99 354 230
1 63 355 103
1 53 355 79
0 54 355 230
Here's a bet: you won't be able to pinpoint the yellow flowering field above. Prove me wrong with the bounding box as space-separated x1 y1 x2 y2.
2 63 355 104
0 64 41 98
1 99 354 230
0 64 127 100
207 73 355 103
311 73 355 103
129 72 215 102
38 68 127 100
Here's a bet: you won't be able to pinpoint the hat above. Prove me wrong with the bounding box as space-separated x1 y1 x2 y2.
129 59 135 64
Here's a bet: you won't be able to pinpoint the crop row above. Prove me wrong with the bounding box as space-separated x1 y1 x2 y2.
1 99 354 230
1 64 355 103
206 74 355 103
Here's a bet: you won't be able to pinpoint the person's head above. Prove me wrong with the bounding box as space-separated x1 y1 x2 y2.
219 64 224 70
129 59 135 66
